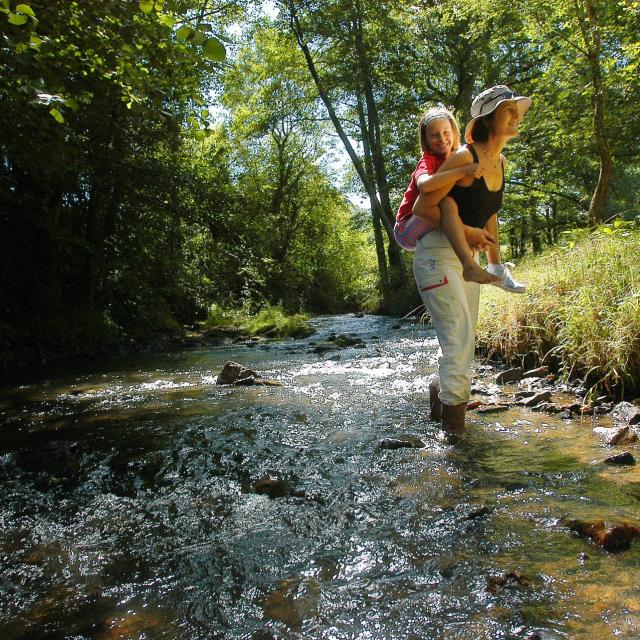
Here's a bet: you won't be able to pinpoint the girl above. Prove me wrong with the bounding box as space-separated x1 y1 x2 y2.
394 107 500 285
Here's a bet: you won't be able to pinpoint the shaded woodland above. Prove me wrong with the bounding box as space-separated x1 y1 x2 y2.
1 0 638 367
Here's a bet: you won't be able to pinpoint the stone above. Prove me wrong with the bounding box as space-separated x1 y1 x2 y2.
217 361 257 384
485 571 532 594
563 518 640 552
477 404 510 414
522 366 549 379
514 390 537 400
429 375 442 420
520 391 552 407
593 425 639 446
531 402 562 414
254 478 292 499
603 451 636 466
613 401 640 426
334 334 363 348
379 436 425 450
495 367 523 384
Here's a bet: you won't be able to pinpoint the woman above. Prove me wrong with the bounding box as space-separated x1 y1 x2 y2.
412 85 532 431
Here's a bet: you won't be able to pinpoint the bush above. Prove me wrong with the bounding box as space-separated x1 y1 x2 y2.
477 227 640 397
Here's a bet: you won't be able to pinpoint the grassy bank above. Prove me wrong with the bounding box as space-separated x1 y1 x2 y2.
206 304 315 339
477 228 640 398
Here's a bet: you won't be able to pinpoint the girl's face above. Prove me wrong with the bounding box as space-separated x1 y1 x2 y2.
426 118 454 157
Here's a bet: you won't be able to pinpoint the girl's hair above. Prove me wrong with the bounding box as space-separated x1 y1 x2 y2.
418 107 460 154
469 112 496 143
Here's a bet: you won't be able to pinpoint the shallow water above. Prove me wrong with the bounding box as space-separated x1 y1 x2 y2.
1 315 639 639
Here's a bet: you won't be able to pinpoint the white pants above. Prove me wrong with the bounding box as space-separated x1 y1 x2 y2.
413 230 480 406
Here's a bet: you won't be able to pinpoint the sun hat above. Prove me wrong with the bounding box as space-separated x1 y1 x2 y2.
464 85 532 144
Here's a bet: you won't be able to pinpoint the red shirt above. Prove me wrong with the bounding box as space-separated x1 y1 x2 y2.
396 152 446 222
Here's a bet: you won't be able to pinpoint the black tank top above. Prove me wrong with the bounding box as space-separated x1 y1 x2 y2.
449 144 504 228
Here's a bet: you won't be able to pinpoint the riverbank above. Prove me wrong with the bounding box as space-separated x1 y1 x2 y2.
477 229 640 400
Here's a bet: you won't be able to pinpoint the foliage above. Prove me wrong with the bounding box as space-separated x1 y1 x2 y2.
477 229 640 397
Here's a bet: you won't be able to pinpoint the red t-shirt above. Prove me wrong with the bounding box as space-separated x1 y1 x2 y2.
396 152 446 222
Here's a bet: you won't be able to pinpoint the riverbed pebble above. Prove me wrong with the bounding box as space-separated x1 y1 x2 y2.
613 401 640 426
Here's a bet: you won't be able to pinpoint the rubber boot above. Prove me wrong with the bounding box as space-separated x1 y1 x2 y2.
428 374 442 421
441 402 467 432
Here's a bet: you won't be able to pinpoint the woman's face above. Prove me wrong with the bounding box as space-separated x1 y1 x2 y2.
492 101 521 139
426 118 454 157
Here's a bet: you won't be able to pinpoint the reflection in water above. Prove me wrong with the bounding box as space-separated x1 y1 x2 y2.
1 315 639 639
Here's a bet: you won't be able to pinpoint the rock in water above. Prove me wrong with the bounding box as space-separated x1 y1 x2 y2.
612 401 640 426
495 367 523 384
217 361 257 384
563 518 640 552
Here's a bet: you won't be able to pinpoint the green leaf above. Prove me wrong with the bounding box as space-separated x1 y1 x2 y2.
176 25 194 40
15 3 35 16
1 0 10 10
121 43 135 53
139 0 153 14
189 29 206 45
158 13 176 28
200 108 209 118
203 37 225 61
8 13 29 25
49 108 64 123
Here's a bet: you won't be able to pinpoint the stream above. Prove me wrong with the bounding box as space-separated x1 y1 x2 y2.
1 314 639 639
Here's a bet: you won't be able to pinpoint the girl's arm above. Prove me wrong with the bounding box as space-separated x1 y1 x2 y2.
416 148 483 207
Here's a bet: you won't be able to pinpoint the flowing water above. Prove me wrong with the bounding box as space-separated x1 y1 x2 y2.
1 315 640 640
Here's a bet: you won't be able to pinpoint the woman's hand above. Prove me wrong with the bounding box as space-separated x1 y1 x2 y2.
463 163 484 179
464 226 496 250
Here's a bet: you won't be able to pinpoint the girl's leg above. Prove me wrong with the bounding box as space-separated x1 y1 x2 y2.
440 197 500 285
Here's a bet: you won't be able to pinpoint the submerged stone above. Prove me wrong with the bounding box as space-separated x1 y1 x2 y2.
379 436 425 450
563 518 640 552
253 478 292 499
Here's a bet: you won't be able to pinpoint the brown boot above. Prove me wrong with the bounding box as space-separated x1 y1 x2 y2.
441 402 467 431
428 375 442 420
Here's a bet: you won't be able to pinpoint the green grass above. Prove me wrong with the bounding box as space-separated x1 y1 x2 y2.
477 229 640 397
206 303 315 339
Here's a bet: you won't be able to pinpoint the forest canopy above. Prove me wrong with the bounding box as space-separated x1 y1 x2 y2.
1 0 638 367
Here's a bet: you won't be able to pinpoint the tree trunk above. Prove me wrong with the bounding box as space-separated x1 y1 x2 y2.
575 0 613 226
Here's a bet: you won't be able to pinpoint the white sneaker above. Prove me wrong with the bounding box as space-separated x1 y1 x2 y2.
487 262 526 294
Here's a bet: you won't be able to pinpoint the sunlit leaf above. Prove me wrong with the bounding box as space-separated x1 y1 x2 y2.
158 13 175 28
203 37 225 61
139 0 153 14
16 3 35 16
176 25 194 40
49 108 64 123
8 13 29 25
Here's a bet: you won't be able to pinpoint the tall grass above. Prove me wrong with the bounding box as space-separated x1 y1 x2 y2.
477 229 640 397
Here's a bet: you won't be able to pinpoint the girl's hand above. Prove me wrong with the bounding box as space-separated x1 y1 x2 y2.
463 163 484 179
